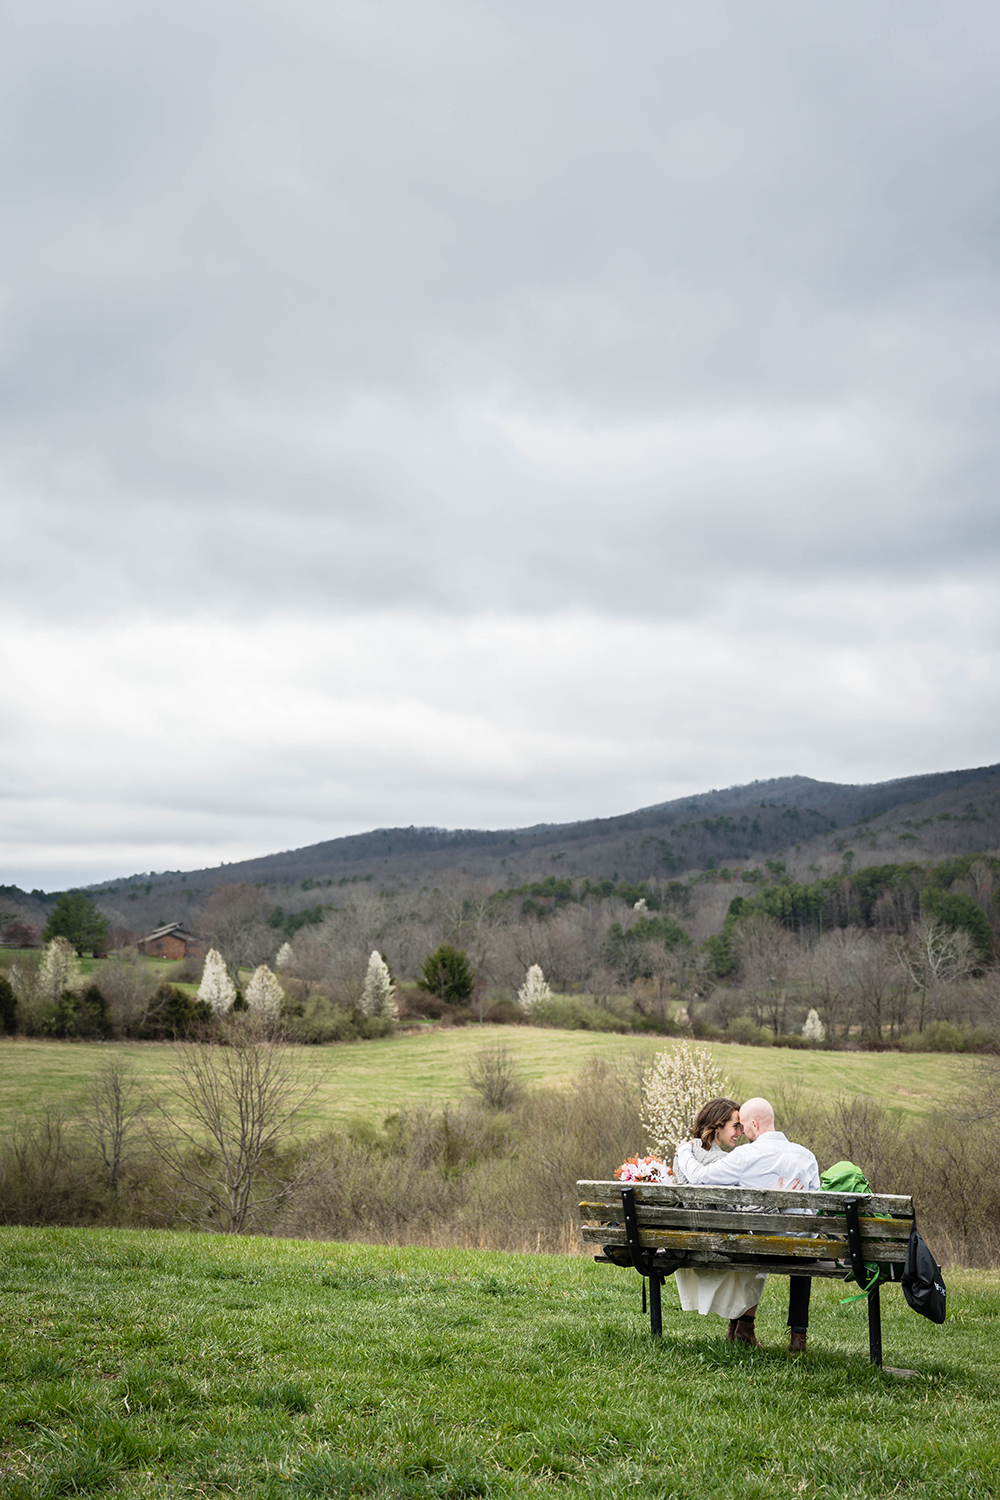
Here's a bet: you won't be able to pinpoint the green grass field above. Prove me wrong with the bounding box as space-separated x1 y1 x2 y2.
0 1225 995 1499
0 1029 973 1140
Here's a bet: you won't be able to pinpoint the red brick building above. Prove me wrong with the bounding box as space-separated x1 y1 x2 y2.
139 923 203 961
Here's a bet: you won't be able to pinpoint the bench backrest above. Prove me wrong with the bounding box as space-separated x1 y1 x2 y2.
577 1179 915 1272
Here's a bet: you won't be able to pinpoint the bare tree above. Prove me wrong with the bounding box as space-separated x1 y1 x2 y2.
155 1015 317 1232
893 919 979 1031
801 928 866 1043
200 883 274 981
820 1095 915 1195
94 947 160 1034
440 881 509 990
79 1056 148 1192
849 938 906 1044
732 913 795 1033
976 963 1000 1039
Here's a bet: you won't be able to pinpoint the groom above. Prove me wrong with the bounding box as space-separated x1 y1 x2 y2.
673 1096 820 1354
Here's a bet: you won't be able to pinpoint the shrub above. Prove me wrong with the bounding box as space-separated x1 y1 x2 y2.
530 994 624 1032
898 1021 997 1054
281 1010 360 1045
814 1094 917 1197
0 975 17 1033
724 1015 774 1046
478 995 526 1025
132 984 212 1040
467 1042 524 1111
0 1111 106 1226
51 983 112 1040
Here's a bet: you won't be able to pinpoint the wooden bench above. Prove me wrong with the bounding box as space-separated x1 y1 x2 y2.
578 1178 915 1366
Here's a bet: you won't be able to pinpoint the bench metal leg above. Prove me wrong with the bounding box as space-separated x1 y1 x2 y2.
648 1273 662 1338
621 1188 666 1338
845 1197 883 1367
867 1282 883 1367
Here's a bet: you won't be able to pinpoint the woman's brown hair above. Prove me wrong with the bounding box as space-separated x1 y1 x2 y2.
691 1097 741 1150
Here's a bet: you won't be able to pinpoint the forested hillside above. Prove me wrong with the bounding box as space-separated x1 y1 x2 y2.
3 760 999 1056
68 760 1000 910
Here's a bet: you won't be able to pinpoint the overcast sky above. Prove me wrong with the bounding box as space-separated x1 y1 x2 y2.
2 1 999 891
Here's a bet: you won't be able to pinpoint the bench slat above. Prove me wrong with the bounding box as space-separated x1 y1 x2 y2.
593 1253 880 1279
580 1206 911 1241
577 1181 913 1216
583 1224 909 1263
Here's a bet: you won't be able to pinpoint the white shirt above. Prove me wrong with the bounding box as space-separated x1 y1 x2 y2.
674 1130 820 1213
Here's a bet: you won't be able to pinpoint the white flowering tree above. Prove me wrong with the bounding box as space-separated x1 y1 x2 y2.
10 936 82 1030
802 1008 826 1043
275 942 294 970
245 964 284 1021
359 950 397 1019
198 947 236 1016
38 936 83 1003
642 1041 732 1157
517 963 551 1013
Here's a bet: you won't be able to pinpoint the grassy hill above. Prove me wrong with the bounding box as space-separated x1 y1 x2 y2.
0 1030 973 1137
1 1225 997 1499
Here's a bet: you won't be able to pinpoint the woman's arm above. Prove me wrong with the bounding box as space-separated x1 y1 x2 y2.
674 1140 744 1186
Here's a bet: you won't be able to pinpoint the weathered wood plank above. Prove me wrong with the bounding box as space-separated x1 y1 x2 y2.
577 1181 913 1217
582 1225 909 1262
593 1252 864 1278
580 1206 912 1241
583 1226 847 1257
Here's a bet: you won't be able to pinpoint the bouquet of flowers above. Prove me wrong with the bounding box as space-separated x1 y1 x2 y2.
614 1154 671 1183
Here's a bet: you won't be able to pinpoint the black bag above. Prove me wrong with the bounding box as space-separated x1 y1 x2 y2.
901 1223 946 1324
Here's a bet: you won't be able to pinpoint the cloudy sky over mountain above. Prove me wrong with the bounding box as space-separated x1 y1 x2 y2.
3 1 999 889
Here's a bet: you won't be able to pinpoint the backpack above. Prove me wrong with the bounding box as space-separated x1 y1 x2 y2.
901 1223 947 1324
820 1160 872 1195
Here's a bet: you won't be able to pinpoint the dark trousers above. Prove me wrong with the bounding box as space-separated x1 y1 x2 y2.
787 1276 811 1331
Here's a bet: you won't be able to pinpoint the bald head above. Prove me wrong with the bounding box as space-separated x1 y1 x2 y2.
739 1098 775 1141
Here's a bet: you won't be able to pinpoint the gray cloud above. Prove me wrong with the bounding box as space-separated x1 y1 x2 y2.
2 2 999 885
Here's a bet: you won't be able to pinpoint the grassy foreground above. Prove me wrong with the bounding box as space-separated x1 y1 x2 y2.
0 1031 973 1135
1 1227 997 1499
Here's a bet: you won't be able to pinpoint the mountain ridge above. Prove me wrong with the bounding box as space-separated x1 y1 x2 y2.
77 760 1000 902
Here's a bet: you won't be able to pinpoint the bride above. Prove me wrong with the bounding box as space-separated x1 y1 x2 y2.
672 1097 767 1346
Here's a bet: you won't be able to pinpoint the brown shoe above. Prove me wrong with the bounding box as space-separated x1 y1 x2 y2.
789 1329 807 1355
726 1318 739 1342
733 1317 762 1347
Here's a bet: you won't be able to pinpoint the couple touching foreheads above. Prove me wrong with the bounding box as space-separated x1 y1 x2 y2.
671 1096 819 1355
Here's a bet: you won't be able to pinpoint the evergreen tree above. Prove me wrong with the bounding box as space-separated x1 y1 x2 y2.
42 892 109 956
416 944 474 1005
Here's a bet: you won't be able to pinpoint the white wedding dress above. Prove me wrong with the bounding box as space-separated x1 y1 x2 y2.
670 1139 768 1320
